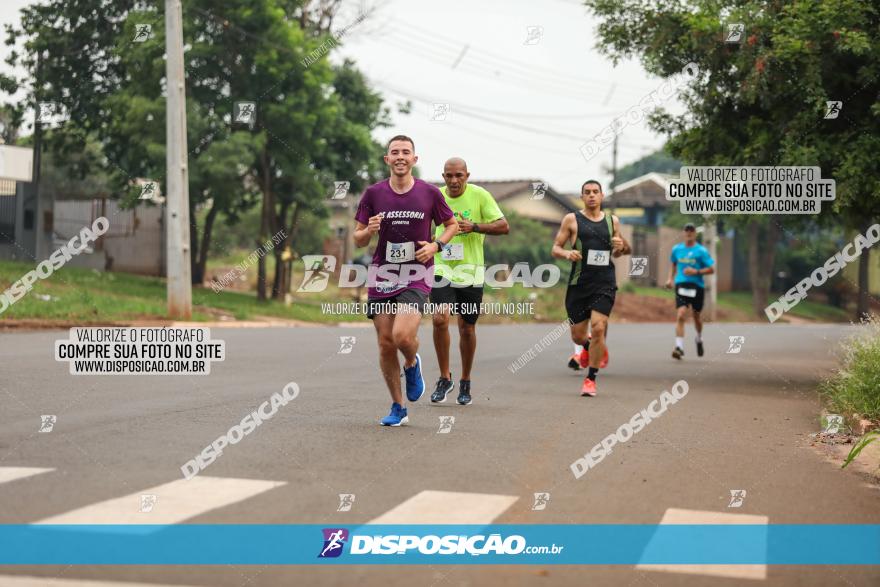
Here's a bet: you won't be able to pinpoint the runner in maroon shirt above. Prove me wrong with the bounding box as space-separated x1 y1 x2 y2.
354 135 457 426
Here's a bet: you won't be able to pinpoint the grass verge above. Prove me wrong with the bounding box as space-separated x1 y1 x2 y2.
0 259 361 324
0 257 854 325
820 317 880 423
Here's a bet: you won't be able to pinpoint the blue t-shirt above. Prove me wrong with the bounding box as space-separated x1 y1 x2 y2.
670 242 714 287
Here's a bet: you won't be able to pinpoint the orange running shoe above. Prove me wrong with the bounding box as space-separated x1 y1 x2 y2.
580 377 597 397
578 347 590 369
580 339 609 369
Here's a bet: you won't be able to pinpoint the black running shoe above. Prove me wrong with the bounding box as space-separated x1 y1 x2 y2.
457 380 472 405
431 376 454 403
696 340 704 357
672 347 684 360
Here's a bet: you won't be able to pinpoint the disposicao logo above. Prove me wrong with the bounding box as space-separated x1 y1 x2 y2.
318 528 349 558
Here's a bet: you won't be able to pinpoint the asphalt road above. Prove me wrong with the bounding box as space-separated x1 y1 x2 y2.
0 322 878 586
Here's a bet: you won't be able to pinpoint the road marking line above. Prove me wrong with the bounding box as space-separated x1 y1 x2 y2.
0 467 54 485
0 576 196 587
34 476 285 525
367 490 518 524
637 507 769 580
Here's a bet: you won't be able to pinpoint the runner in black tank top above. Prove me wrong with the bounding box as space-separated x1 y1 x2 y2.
552 180 631 397
568 211 616 288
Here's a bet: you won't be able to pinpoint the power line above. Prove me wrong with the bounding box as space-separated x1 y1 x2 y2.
374 80 588 141
379 28 649 103
377 79 662 147
385 17 656 95
365 34 601 103
415 111 589 158
370 37 620 109
403 98 624 121
189 6 662 160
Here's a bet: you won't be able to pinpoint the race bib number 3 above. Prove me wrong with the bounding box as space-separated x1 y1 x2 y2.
442 243 464 261
386 241 415 263
586 249 610 266
678 287 697 298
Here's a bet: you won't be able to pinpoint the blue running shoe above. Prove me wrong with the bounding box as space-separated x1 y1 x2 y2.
380 402 408 426
403 353 425 402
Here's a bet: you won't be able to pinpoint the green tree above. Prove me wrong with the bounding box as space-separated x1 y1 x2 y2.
3 0 388 298
260 58 388 299
484 210 557 267
0 105 22 145
585 0 880 318
610 147 682 186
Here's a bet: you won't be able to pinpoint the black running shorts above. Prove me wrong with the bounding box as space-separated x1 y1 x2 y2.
367 288 429 319
674 283 705 312
430 284 484 325
565 282 616 324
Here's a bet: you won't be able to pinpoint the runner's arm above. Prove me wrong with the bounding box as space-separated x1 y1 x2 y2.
552 215 579 261
700 249 716 275
683 252 715 276
665 261 676 288
468 217 509 235
465 189 508 235
436 215 458 246
354 216 381 247
416 216 458 263
610 215 631 257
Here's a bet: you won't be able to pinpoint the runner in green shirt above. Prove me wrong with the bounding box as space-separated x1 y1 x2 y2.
430 157 509 406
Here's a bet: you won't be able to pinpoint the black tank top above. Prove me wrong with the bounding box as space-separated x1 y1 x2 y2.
568 211 616 287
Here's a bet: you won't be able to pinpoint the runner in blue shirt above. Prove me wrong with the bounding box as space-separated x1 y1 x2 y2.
665 222 715 360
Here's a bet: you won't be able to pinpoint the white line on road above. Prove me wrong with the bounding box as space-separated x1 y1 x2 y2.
0 467 54 485
34 476 285 525
366 490 519 524
637 507 769 580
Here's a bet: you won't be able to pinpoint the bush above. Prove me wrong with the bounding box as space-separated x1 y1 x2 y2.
821 317 880 422
484 210 557 267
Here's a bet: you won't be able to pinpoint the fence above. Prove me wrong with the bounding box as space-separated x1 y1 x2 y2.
0 179 16 243
54 198 164 275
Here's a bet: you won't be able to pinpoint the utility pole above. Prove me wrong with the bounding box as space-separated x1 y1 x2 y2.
29 52 45 261
610 119 620 197
32 52 43 187
703 214 717 321
165 0 192 318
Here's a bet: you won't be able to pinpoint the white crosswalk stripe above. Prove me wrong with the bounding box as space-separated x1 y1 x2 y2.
637 507 769 580
0 467 54 485
34 476 285 525
367 489 518 524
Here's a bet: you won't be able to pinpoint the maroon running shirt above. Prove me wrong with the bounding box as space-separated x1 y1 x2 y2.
355 178 453 299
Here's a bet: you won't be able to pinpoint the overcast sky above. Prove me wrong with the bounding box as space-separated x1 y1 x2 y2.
0 0 681 193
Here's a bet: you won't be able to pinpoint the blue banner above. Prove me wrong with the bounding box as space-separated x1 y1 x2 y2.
1 525 878 565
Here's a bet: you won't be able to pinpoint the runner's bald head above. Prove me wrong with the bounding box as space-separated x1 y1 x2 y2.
442 157 470 197
444 157 468 172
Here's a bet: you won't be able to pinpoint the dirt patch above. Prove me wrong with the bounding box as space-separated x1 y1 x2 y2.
0 318 153 331
0 314 333 331
610 292 755 323
810 431 880 485
195 305 237 322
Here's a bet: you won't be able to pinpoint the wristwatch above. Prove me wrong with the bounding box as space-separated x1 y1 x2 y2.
472 223 481 233
434 239 448 254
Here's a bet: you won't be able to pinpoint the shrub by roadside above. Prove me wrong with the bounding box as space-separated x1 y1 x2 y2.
821 316 880 424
